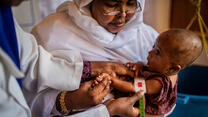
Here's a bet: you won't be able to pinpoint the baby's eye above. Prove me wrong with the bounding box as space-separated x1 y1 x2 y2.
155 49 160 55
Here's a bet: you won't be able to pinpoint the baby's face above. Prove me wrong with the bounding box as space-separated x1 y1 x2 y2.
147 37 172 74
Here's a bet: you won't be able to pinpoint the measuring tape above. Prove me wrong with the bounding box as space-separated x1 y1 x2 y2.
134 77 146 117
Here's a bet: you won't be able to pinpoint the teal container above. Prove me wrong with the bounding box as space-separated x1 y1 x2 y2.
168 65 208 117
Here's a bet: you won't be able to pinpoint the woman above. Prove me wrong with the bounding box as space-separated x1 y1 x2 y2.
32 0 177 116
1 0 143 117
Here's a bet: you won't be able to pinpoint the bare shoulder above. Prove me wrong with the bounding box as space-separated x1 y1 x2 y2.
146 79 162 95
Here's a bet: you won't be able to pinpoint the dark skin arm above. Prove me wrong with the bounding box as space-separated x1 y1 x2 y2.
104 91 164 117
91 61 134 78
146 74 177 94
56 76 111 111
111 75 163 95
90 61 164 94
145 79 162 95
111 62 177 117
113 62 177 94
104 91 144 117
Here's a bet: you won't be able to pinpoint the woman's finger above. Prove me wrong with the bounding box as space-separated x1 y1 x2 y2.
90 77 110 95
128 91 144 104
132 64 137 71
95 84 110 102
81 80 94 89
131 107 140 117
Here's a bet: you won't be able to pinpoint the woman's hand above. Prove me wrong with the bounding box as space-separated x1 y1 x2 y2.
104 91 145 117
94 73 135 93
91 61 135 92
91 61 134 77
63 76 111 110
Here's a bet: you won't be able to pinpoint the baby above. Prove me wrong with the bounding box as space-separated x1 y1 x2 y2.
96 29 203 116
128 29 202 115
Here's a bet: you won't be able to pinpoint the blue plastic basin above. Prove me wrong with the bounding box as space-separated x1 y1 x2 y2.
168 65 208 117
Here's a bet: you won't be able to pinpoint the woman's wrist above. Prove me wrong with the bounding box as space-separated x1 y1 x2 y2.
103 99 117 116
107 105 116 116
55 91 72 115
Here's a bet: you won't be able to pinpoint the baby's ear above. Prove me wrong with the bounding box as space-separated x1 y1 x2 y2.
169 64 182 74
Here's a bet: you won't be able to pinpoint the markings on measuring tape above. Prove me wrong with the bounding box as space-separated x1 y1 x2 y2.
139 97 145 117
134 77 146 117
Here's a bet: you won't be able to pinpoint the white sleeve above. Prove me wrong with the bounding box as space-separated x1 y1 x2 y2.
14 20 84 113
15 20 83 93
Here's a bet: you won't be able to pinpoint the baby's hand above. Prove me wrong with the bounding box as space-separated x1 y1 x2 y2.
125 62 144 77
92 73 112 88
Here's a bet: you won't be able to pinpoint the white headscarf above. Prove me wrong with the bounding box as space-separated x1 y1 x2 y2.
56 0 145 49
74 0 144 21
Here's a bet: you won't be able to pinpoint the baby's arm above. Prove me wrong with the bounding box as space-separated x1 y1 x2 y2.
146 74 177 95
126 62 176 94
125 62 162 94
145 74 177 115
111 76 135 92
126 62 177 115
93 73 135 93
146 79 162 95
102 61 177 95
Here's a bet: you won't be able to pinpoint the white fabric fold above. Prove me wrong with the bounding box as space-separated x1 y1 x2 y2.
0 48 24 78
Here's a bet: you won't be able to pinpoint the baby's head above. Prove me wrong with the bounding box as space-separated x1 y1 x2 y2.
147 29 203 75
